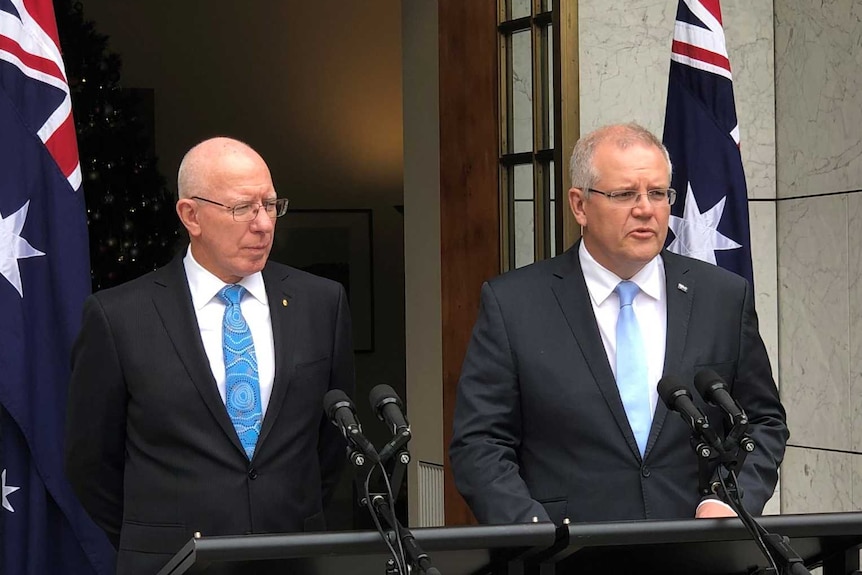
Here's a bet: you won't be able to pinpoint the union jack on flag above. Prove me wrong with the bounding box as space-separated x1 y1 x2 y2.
662 0 754 284
0 0 114 572
0 0 81 189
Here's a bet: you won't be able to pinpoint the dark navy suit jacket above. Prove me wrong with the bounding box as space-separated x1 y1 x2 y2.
450 244 788 524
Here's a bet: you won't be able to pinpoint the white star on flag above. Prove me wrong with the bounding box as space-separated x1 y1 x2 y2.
667 182 741 265
2 469 21 513
0 200 45 297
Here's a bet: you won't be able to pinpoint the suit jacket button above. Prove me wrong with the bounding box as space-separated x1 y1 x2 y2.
248 468 258 480
641 466 651 478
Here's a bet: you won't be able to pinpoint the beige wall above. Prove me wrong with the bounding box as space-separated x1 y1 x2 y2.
402 0 444 526
81 2 403 205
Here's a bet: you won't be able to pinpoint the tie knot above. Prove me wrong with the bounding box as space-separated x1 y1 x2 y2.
615 280 640 308
219 284 246 306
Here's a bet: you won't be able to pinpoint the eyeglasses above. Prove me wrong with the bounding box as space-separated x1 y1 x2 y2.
587 188 677 207
191 196 289 221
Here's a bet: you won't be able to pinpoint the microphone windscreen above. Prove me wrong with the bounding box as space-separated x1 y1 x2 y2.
369 383 402 412
657 374 688 406
323 389 352 418
694 368 726 399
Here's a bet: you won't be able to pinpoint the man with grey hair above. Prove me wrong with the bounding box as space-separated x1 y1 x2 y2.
450 123 787 524
66 137 355 574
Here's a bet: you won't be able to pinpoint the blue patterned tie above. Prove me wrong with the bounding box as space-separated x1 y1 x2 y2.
614 281 651 456
218 284 262 459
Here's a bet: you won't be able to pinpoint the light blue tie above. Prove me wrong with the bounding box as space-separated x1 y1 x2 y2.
218 284 262 460
614 280 651 456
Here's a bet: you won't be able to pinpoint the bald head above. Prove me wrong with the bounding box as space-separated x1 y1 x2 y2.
177 137 271 200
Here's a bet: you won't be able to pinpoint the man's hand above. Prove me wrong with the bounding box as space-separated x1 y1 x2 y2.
695 499 737 518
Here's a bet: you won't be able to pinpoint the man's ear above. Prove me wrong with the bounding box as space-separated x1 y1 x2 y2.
176 199 202 237
568 187 588 227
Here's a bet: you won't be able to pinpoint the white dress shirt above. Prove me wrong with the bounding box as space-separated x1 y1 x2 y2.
183 247 275 416
578 242 667 418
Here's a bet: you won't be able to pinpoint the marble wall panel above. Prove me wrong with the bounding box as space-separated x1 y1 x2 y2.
724 0 777 202
777 195 850 451
775 0 862 198
853 451 862 510
750 201 779 378
849 193 862 452
781 446 853 514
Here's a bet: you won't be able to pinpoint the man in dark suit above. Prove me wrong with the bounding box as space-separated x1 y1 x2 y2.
65 137 355 574
450 123 788 525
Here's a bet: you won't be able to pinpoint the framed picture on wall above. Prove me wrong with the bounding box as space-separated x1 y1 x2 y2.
271 208 374 352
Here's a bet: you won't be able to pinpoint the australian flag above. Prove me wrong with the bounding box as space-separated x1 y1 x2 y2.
662 0 754 284
0 0 114 573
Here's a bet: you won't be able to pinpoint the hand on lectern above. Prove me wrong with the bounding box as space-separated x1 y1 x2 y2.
695 499 737 519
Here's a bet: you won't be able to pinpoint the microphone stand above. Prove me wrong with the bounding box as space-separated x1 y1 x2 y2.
692 416 811 575
345 428 440 574
370 494 441 575
693 417 749 500
713 475 809 575
345 445 409 575
377 418 412 501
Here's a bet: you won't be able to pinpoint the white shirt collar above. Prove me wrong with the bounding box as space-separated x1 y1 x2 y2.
578 241 664 305
183 246 268 309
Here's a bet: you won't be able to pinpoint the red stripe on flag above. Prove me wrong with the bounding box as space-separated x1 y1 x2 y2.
44 113 80 180
22 0 62 47
0 35 65 81
671 40 731 73
699 0 723 25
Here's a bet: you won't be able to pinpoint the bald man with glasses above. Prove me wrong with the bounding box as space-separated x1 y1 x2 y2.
450 123 787 526
66 137 355 575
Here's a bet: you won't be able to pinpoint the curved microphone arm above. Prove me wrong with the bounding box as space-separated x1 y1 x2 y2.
371 495 441 575
712 472 811 575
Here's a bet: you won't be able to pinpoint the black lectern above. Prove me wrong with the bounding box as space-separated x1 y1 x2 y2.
537 512 862 575
158 512 862 575
156 522 559 575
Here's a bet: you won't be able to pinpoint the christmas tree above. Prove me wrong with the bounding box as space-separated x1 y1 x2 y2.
55 0 179 291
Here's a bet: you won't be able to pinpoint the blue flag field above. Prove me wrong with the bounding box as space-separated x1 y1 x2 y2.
0 0 114 572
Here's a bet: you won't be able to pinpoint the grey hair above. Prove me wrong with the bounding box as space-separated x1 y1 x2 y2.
568 123 673 194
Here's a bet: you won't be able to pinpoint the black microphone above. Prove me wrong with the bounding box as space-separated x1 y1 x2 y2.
658 375 708 424
323 389 379 464
694 369 746 421
657 375 723 451
369 384 410 435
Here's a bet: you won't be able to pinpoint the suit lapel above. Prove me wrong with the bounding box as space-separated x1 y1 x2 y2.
645 250 694 454
256 264 298 449
550 246 642 459
150 255 246 457
661 251 693 383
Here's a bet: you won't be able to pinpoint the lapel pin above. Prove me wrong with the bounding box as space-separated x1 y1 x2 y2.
677 283 688 293
282 299 288 307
